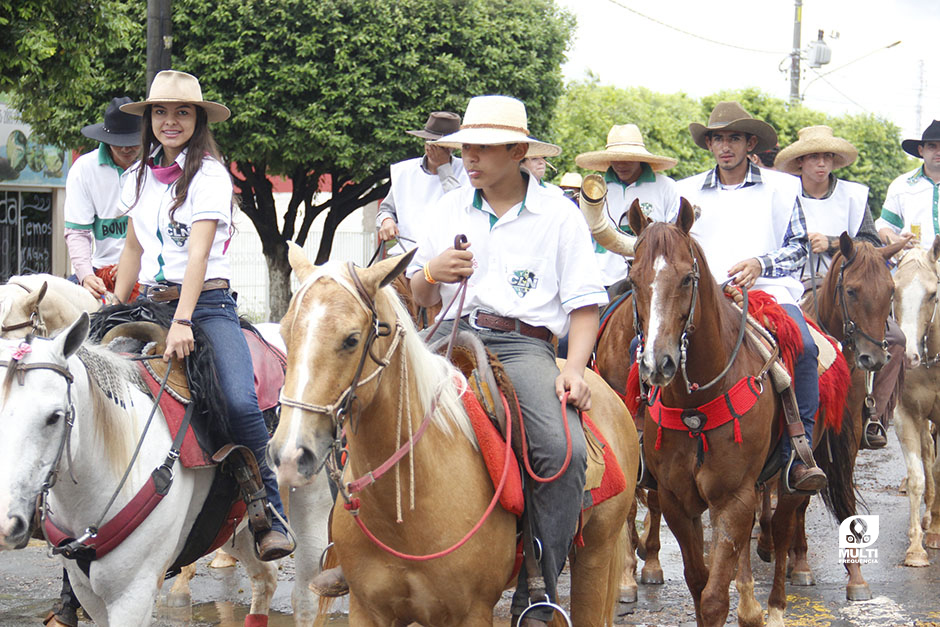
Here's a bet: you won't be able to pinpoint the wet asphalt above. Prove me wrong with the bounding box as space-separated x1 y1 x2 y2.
1 430 939 626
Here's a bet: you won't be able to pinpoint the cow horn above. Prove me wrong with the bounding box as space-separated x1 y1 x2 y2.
578 174 636 257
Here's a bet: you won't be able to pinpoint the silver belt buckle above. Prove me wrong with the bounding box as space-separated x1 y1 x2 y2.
467 307 488 331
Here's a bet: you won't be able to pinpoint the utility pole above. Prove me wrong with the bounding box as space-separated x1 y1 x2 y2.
146 0 172 90
789 0 803 104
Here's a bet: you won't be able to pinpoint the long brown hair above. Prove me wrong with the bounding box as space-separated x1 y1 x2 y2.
131 104 225 222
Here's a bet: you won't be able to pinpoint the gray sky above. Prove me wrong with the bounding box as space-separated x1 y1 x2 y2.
556 0 939 139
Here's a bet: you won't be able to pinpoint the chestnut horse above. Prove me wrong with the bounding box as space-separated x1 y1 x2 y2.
270 245 638 626
627 200 830 627
756 234 904 600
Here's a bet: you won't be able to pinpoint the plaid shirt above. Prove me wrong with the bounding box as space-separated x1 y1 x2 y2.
700 162 808 277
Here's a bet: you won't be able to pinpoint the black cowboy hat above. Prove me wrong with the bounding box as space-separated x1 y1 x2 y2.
902 120 940 158
406 111 461 140
81 97 142 147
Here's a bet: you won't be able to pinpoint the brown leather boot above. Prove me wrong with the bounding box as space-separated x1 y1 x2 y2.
308 565 350 597
256 529 293 561
789 462 827 492
861 422 888 449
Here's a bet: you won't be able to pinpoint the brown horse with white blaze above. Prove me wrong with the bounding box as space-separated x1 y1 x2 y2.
270 244 638 626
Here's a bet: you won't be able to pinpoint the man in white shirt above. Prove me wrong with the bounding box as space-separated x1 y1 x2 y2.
575 124 680 289
64 97 141 300
677 101 826 492
776 126 900 449
376 111 468 254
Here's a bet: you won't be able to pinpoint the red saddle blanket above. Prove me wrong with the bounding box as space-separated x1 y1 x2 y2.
462 388 627 517
136 329 287 468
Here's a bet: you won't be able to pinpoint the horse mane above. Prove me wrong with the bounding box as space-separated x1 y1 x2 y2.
897 247 937 274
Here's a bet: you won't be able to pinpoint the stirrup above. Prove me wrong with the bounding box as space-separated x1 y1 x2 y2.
782 450 824 495
516 598 572 627
861 419 888 449
251 503 298 560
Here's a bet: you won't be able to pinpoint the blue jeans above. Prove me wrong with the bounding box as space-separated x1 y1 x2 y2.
779 304 819 465
186 288 287 533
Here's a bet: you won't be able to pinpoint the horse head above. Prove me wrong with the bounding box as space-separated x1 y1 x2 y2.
894 235 940 368
819 233 906 371
270 243 415 487
628 198 704 387
0 313 88 549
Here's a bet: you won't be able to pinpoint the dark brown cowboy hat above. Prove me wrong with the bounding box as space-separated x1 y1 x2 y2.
406 111 461 140
689 101 778 154
81 97 142 147
902 120 940 158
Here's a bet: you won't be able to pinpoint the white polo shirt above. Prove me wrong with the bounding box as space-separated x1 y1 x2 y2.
876 167 940 248
386 157 468 254
406 173 608 337
119 148 233 286
64 144 129 268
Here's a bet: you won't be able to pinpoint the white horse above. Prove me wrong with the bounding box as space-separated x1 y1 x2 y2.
0 314 278 626
892 240 940 567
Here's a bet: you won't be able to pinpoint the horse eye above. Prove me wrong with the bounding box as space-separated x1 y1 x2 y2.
45 411 63 427
845 288 856 298
342 333 360 350
681 273 694 287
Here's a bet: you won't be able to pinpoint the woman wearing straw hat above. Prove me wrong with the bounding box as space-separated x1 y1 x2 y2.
113 70 292 560
776 125 897 450
575 124 680 288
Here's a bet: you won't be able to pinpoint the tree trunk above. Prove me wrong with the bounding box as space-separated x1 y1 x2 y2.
266 248 293 321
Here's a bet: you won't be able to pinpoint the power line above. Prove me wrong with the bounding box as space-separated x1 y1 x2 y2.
806 67 868 112
604 0 786 55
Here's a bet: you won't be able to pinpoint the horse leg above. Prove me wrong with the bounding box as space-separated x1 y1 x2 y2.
767 490 802 627
756 483 774 562
621 499 639 603
699 493 756 627
895 406 930 566
348 592 389 627
209 548 239 569
657 491 707 623
640 489 664 584
925 423 940 549
568 506 629 626
787 497 814 586
288 475 333 626
734 531 763 627
165 562 197 607
226 524 279 623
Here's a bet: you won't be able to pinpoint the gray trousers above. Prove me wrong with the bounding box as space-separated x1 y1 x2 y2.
872 317 906 423
428 319 587 620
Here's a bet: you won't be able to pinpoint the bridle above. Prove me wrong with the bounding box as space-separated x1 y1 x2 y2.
0 282 48 336
831 252 891 360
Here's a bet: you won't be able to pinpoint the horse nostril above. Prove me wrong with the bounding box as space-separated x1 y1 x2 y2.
296 446 318 478
660 355 677 378
268 445 281 470
8 515 27 540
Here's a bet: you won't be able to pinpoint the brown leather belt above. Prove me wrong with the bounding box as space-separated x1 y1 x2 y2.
465 310 553 343
142 278 230 303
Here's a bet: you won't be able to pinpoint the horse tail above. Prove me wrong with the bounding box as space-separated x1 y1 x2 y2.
815 407 864 521
605 524 628 626
314 547 341 623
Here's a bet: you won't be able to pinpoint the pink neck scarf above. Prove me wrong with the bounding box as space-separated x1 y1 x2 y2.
147 157 183 184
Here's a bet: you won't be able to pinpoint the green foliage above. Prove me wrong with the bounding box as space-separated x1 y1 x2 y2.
551 81 912 215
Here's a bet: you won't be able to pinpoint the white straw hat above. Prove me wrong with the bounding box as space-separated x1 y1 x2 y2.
774 125 859 175
575 124 677 172
120 70 231 123
434 95 561 157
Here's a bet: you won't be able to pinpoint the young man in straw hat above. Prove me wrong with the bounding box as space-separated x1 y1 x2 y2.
64 97 141 301
876 119 940 250
676 101 827 492
575 123 680 289
409 94 606 625
776 126 900 449
377 111 468 254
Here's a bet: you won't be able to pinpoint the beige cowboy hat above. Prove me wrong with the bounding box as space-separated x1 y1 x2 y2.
689 101 777 153
121 70 231 123
434 95 561 158
575 124 677 172
774 125 858 175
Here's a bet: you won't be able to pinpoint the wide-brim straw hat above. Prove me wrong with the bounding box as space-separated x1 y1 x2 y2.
901 119 940 158
406 111 461 140
774 125 858 174
81 97 141 147
689 101 777 153
120 70 230 123
575 124 677 172
434 95 561 158
559 172 583 189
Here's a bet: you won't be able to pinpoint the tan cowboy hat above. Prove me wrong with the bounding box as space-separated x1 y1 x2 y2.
434 95 561 158
120 70 231 123
405 111 461 140
689 101 777 153
575 124 677 172
774 125 858 175
559 172 583 189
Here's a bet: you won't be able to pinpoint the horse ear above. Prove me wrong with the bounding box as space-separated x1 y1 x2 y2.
838 232 854 260
287 241 315 283
21 281 48 314
53 312 89 360
627 199 649 237
359 248 418 293
931 235 940 264
676 198 695 234
880 237 907 260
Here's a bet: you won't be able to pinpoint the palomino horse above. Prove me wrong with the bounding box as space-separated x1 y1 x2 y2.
892 237 940 567
0 314 278 626
626 201 835 626
757 234 904 600
270 245 638 626
0 273 101 336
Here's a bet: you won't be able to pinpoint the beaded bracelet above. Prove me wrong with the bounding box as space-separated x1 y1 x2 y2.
172 318 193 327
423 263 437 285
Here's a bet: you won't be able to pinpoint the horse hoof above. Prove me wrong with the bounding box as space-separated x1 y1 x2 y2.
846 584 871 601
904 551 930 567
640 567 664 585
756 545 772 563
620 584 638 603
790 571 815 586
209 551 238 569
164 592 192 608
926 533 940 549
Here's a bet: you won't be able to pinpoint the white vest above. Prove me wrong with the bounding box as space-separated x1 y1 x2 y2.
390 157 467 249
801 179 869 274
